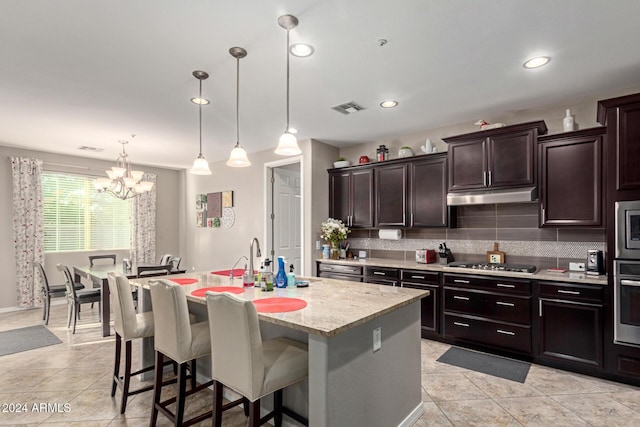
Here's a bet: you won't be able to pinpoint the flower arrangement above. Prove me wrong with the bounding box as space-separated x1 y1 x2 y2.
320 218 350 245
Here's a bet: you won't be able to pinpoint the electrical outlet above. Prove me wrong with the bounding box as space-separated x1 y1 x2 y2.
315 240 321 250
373 327 381 352
359 250 367 259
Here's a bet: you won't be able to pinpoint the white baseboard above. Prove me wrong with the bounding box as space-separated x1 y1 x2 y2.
398 402 425 427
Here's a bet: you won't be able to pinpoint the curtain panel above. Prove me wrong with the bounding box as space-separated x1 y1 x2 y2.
11 156 44 308
130 172 157 264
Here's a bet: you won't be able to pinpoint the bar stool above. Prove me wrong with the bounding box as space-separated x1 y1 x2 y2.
107 272 174 414
149 279 213 426
205 292 309 427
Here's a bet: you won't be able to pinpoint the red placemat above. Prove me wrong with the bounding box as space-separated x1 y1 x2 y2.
170 278 198 285
252 297 307 313
190 286 245 297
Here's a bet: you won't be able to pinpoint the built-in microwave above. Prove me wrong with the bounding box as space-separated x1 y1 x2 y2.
616 201 640 260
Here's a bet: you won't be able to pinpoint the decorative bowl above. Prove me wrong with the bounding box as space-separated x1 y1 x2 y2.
333 160 352 168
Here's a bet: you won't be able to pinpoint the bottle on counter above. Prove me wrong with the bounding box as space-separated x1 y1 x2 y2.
262 271 273 291
563 109 575 132
256 262 265 286
287 264 296 288
275 256 287 288
242 264 253 287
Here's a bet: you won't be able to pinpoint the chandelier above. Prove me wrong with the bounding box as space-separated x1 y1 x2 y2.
93 139 154 200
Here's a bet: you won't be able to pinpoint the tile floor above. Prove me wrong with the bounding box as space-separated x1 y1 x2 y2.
2 303 640 426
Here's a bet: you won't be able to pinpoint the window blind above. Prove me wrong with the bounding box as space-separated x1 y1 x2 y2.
42 172 131 252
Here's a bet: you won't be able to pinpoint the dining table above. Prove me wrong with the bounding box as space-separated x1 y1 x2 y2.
131 270 429 426
73 263 186 336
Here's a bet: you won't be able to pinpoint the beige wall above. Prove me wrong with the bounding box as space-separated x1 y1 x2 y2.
0 146 180 309
338 85 640 164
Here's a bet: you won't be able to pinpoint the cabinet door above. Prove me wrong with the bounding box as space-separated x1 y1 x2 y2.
403 283 439 335
329 171 350 224
617 103 640 190
488 130 535 188
350 169 374 228
539 299 603 368
410 155 448 227
448 138 486 191
375 163 408 227
539 131 602 226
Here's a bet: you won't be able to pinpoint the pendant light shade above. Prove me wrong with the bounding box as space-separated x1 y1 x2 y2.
189 70 212 175
226 47 251 167
275 14 302 156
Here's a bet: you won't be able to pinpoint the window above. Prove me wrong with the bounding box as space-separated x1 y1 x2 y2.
42 172 131 252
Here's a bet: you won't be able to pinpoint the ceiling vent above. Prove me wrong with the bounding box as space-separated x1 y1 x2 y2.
331 101 365 115
77 146 104 152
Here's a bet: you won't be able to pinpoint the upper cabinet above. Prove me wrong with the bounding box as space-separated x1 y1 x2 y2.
375 163 408 227
538 128 605 227
444 121 548 192
329 168 374 228
409 154 449 227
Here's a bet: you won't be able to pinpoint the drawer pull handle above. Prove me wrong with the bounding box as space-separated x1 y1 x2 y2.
453 321 470 328
454 296 470 301
496 301 514 307
557 290 580 295
411 275 425 279
621 279 640 287
496 329 515 336
454 279 470 284
324 267 334 271
373 271 386 276
496 283 515 288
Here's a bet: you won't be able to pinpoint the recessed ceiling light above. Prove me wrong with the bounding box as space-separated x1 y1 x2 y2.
380 100 398 108
191 97 210 105
290 43 314 57
523 56 551 69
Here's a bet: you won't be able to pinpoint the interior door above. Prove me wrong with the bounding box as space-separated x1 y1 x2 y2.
272 166 302 275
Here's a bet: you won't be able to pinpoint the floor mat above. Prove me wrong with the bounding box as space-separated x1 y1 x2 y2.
436 347 530 383
0 325 62 356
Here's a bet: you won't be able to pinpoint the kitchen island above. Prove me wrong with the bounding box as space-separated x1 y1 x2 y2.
132 272 428 427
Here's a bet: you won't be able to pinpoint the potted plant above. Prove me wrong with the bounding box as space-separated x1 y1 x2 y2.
333 157 352 168
320 218 350 259
398 146 414 158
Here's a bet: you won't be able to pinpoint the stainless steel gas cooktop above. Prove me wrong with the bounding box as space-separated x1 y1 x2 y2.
447 262 537 274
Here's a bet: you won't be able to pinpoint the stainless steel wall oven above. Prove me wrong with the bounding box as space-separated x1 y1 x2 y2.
614 260 640 346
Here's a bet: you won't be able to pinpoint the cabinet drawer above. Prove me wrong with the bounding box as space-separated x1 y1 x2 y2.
401 269 440 284
539 282 603 303
444 288 531 325
365 277 398 286
444 313 532 354
318 272 363 282
318 263 363 275
444 274 531 295
365 266 399 279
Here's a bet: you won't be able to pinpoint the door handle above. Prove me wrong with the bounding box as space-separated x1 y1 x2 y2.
454 279 470 284
453 321 469 328
621 279 640 287
496 329 515 336
373 271 386 276
496 301 515 307
453 295 470 301
483 171 487 187
488 170 492 186
411 275 425 279
496 283 515 288
557 289 580 295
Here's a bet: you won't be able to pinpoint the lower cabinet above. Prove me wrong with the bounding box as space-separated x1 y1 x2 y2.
316 262 363 282
364 266 399 286
401 269 440 337
537 281 604 368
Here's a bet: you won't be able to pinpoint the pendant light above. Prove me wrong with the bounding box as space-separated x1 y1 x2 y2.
274 14 302 156
226 47 251 167
189 70 212 175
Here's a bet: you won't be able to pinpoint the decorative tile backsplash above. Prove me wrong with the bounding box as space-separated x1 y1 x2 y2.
346 203 606 269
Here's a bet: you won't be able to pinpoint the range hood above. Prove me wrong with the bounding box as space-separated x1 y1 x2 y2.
446 187 538 206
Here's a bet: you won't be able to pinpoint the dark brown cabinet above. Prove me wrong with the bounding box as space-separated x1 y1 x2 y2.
409 154 449 227
444 121 547 192
538 281 603 369
401 270 440 337
364 266 399 286
316 262 363 282
329 168 374 228
538 128 605 227
375 163 408 227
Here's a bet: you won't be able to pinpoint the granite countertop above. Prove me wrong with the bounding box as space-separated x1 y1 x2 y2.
317 257 609 285
131 271 428 338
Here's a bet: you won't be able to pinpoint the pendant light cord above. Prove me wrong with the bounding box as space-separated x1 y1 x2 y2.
198 79 203 156
236 56 240 146
285 28 290 131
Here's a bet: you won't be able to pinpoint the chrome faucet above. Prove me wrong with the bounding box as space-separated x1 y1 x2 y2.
249 237 262 285
230 255 248 282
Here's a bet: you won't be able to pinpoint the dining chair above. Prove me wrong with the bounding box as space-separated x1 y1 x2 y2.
34 261 85 325
137 265 172 278
89 254 117 266
205 292 309 427
169 256 182 271
149 279 213 426
56 263 102 334
158 254 172 266
107 272 177 414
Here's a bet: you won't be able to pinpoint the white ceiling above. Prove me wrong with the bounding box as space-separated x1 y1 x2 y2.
2 0 640 169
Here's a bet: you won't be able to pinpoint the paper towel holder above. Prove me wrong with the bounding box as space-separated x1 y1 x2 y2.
378 229 402 240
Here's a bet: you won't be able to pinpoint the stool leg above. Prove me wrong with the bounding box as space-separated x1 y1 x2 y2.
243 397 250 416
213 380 223 427
120 340 132 414
249 399 261 427
175 362 188 427
189 359 197 390
274 389 283 427
150 351 164 427
111 333 122 397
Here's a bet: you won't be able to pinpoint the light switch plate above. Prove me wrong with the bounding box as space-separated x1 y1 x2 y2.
569 262 586 272
373 327 381 352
